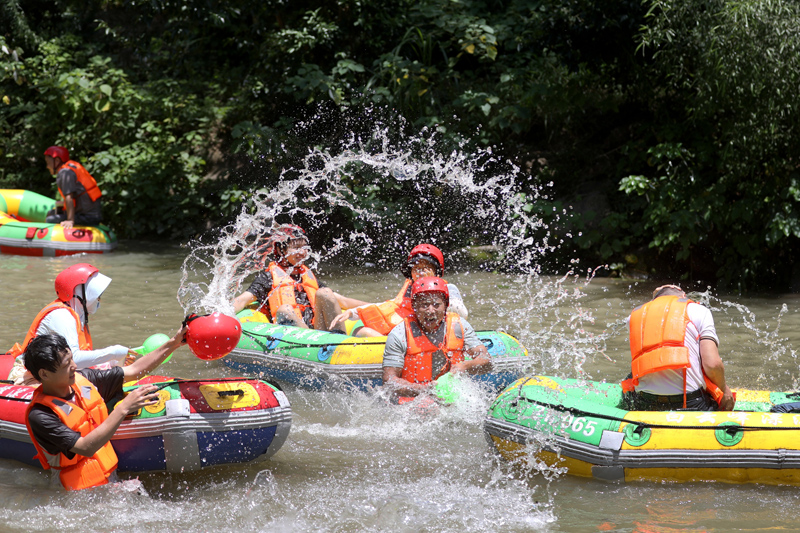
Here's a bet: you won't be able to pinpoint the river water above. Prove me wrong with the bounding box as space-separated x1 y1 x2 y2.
2 243 800 532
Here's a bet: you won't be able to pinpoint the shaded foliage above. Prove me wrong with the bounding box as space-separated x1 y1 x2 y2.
1 0 800 289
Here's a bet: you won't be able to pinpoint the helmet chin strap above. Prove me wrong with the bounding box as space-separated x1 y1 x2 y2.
77 288 90 325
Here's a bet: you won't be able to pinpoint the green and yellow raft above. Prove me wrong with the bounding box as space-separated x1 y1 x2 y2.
222 309 530 391
0 189 117 256
484 375 800 485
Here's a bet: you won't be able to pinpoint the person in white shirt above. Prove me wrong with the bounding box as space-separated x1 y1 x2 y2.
623 284 734 411
5 263 133 386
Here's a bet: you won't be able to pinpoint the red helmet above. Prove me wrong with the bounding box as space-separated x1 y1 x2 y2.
401 244 444 278
270 224 308 257
44 145 70 162
410 276 449 306
184 312 242 361
55 263 98 301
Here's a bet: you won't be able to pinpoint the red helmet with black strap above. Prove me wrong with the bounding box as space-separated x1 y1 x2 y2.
410 276 449 306
401 244 445 278
55 263 98 301
44 145 70 163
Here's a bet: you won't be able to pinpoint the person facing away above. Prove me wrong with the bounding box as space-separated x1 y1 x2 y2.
381 276 490 399
24 330 186 491
232 224 369 332
43 145 103 229
622 284 735 411
331 243 469 337
5 263 135 386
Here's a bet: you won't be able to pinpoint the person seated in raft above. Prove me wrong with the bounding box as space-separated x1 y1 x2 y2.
232 224 369 332
330 243 469 337
381 276 490 400
622 284 735 411
43 145 103 229
24 329 186 491
6 263 137 387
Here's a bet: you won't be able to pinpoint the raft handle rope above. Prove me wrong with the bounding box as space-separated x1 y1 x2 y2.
241 329 387 351
507 378 798 435
241 328 502 352
121 376 278 393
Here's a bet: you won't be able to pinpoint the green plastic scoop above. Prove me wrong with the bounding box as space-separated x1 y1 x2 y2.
433 372 461 404
135 333 172 363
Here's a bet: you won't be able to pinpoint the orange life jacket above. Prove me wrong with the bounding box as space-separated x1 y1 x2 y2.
7 299 93 359
25 374 118 490
622 295 723 407
357 279 415 335
60 160 102 203
401 313 465 384
263 262 319 324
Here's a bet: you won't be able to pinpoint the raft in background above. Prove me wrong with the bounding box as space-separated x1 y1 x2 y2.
223 309 530 391
484 375 800 486
0 189 117 256
0 375 291 473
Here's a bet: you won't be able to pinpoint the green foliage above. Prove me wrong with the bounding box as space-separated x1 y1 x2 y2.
2 0 800 288
620 0 800 287
0 32 237 238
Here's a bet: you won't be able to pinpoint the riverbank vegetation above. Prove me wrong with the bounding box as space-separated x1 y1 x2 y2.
2 0 800 289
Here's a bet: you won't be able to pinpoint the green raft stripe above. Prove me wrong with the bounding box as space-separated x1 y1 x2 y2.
508 394 800 433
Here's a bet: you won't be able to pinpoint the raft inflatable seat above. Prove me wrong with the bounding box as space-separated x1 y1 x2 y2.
223 309 531 391
0 375 291 473
484 375 800 486
0 189 117 256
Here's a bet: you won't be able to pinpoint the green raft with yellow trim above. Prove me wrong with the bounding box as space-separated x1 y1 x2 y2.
484 375 800 485
0 189 117 256
222 309 530 391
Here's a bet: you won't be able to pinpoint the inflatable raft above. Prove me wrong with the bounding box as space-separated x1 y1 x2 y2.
0 189 117 256
484 375 800 485
0 375 291 473
223 309 530 391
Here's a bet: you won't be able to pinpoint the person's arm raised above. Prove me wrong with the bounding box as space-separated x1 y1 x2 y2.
123 326 187 381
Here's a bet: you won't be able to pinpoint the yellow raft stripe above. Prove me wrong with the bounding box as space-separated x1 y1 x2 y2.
620 410 800 451
46 225 109 243
0 190 24 216
733 389 772 403
329 341 386 365
490 436 800 485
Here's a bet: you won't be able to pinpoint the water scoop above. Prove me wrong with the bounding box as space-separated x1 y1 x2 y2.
134 333 173 363
184 312 242 361
433 372 461 404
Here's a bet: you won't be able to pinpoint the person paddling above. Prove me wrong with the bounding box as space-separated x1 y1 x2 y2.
381 276 490 401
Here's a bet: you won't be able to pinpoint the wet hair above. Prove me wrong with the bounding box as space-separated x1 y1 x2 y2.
653 285 684 299
23 334 70 382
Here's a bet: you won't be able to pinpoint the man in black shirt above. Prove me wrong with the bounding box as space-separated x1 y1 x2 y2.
25 328 186 490
232 225 367 331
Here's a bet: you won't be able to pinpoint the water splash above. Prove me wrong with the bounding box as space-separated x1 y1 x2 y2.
176 117 603 489
178 123 559 316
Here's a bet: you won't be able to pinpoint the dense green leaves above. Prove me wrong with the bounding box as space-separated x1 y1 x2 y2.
624 0 800 288
2 0 800 288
